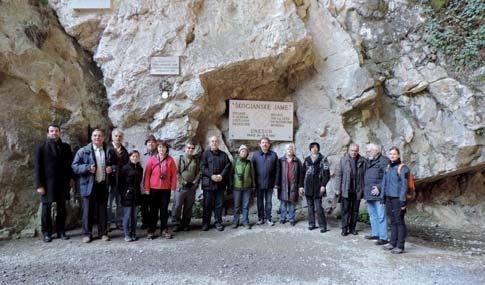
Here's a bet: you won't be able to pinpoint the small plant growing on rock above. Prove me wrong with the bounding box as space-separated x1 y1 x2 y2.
24 22 50 49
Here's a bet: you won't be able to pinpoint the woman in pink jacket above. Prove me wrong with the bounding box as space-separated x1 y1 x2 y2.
144 140 177 239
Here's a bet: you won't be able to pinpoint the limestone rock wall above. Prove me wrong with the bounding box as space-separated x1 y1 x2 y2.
0 0 110 238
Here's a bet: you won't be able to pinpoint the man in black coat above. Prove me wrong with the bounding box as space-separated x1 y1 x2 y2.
34 124 74 242
335 143 366 236
200 136 231 231
299 142 330 233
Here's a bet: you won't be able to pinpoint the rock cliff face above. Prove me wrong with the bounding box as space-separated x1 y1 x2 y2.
0 0 483 236
0 0 110 238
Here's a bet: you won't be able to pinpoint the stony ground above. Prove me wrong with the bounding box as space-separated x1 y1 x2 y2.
1 218 484 285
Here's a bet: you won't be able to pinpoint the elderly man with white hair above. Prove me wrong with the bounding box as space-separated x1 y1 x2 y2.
364 143 390 245
200 136 232 231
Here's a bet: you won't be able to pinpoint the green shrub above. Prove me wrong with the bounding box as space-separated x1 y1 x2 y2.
421 0 485 70
358 207 370 224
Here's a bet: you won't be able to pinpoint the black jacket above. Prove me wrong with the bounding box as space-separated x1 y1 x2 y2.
251 150 279 190
119 162 143 207
34 139 74 203
200 149 232 191
106 143 129 188
301 153 330 198
364 154 390 201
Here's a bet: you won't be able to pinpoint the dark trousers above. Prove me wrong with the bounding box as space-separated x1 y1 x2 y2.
82 181 108 237
202 189 224 226
256 188 273 222
108 184 122 226
173 187 196 227
41 200 66 236
306 196 327 229
149 189 171 233
139 193 150 227
341 193 360 231
386 197 407 249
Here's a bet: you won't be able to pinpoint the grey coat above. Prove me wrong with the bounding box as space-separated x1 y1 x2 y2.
335 154 366 199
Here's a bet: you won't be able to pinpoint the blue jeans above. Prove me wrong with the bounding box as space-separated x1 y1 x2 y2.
108 185 122 226
122 206 137 238
367 200 388 240
280 201 295 223
257 188 273 222
233 189 250 225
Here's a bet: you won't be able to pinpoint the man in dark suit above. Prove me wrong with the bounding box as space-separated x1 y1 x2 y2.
34 124 74 242
72 129 117 243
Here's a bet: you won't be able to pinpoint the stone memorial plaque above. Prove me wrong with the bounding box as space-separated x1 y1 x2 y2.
150 56 180 75
71 0 111 9
229 100 294 141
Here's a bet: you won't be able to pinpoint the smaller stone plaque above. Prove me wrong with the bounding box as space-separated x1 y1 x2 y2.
150 56 180 75
71 0 111 9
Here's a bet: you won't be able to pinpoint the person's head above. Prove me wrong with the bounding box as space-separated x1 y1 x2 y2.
366 143 381 159
185 140 196 156
260 137 271 153
91 129 105 147
388 146 400 162
238 145 249 158
209 136 219 151
129 150 140 164
112 129 124 144
157 140 170 156
145 134 157 152
309 142 320 155
348 143 359 158
285 143 296 157
47 124 61 140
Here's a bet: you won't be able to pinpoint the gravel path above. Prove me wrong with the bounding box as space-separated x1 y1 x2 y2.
1 219 484 285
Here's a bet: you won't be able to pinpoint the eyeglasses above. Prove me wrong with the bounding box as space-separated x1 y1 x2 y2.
187 147 195 149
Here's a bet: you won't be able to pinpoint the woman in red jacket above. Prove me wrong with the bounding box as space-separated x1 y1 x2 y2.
144 140 177 239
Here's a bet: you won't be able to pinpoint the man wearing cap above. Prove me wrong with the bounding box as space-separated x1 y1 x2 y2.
172 141 200 232
231 144 255 229
200 136 232 231
251 137 279 226
140 134 157 229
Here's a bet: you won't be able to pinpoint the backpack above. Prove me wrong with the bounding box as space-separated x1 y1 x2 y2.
387 164 416 202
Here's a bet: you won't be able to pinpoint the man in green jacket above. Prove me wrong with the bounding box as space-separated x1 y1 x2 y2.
232 145 255 229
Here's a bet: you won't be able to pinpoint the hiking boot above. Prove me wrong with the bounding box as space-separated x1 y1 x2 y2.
391 248 404 254
375 239 389 245
43 235 52 243
382 244 395 250
320 228 328 233
364 235 379 240
161 230 173 239
341 230 348 236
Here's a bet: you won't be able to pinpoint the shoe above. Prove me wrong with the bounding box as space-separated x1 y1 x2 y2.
351 230 358 235
320 228 328 233
308 226 317 231
364 235 379 240
375 239 389 245
216 224 224 231
124 236 133 242
202 224 209 231
256 219 264 225
241 224 251 230
266 220 275 226
172 225 181 232
131 236 137 241
58 232 70 240
147 233 155 239
231 223 239 229
290 221 296 226
382 244 395 250
161 230 173 239
101 235 110 241
341 230 348 236
391 248 404 254
182 226 191 231
43 235 52 243
279 220 286 224
82 236 91 243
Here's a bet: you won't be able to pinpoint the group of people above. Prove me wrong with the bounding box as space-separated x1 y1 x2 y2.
35 124 410 254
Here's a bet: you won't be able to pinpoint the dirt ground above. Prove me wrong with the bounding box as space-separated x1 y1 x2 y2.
1 218 484 285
